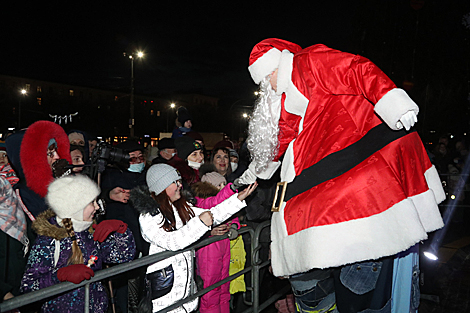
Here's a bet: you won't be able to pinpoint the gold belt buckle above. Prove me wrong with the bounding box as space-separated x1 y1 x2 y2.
271 181 287 212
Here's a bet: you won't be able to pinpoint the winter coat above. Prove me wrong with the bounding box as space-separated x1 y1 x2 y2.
5 121 72 219
131 185 246 313
100 166 149 256
268 44 445 276
192 182 238 313
20 210 136 313
0 176 28 300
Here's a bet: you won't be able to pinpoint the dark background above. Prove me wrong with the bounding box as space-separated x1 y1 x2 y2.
1 0 469 143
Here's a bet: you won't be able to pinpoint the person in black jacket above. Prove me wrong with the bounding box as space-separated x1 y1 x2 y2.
100 140 149 313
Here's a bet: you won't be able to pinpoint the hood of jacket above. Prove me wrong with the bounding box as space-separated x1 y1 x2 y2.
20 121 71 198
130 185 161 216
191 181 219 199
32 209 69 240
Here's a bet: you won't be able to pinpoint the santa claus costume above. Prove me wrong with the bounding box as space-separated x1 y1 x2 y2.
245 38 445 313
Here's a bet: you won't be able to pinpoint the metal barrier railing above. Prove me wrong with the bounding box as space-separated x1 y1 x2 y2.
0 220 288 313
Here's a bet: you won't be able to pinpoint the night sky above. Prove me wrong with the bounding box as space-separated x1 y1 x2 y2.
1 1 470 136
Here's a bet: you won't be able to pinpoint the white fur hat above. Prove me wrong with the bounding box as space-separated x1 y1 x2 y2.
46 175 100 221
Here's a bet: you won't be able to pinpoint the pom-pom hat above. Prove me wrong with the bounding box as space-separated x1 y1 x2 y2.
147 164 181 196
248 38 302 84
46 175 100 221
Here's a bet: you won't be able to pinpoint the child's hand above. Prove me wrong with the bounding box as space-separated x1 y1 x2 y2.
237 182 258 201
199 211 213 227
211 224 230 236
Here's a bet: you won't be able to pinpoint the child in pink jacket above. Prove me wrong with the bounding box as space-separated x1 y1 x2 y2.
192 172 240 313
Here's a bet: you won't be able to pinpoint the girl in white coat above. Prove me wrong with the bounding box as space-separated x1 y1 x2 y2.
133 164 256 313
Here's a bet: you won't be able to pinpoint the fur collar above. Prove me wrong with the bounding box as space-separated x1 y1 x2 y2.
276 50 294 96
32 209 69 240
20 121 72 198
191 182 219 199
130 185 161 216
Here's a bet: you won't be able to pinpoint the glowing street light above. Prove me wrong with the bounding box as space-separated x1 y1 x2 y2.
167 103 176 132
123 51 144 137
18 89 27 129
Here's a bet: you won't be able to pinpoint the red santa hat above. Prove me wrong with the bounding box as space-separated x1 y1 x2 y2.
248 38 302 84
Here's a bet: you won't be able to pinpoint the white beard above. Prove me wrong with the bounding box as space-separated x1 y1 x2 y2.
247 77 282 174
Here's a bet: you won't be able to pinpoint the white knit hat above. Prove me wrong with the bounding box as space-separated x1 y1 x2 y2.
146 164 181 195
46 175 100 221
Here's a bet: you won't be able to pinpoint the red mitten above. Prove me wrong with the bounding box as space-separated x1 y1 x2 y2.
92 219 128 242
57 264 94 284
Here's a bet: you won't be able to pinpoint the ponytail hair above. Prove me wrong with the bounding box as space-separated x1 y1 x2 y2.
61 218 84 265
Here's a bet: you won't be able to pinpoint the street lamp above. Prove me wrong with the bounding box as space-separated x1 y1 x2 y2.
18 89 26 130
167 103 176 132
123 51 144 137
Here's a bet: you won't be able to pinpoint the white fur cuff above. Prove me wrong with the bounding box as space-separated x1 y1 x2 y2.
374 88 419 130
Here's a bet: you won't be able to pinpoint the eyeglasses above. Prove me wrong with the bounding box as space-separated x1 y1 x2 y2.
173 180 182 187
47 149 58 158
129 155 144 163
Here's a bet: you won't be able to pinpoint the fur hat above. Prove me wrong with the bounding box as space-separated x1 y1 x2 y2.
147 164 181 196
46 175 100 221
20 121 72 198
175 136 202 160
248 38 302 84
201 172 226 188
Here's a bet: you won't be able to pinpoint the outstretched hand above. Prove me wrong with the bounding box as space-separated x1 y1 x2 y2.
109 187 130 203
237 182 258 201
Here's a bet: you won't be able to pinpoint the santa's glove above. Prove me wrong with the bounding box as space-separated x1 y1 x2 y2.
396 111 417 131
234 167 258 187
92 220 127 242
57 264 94 284
249 161 281 180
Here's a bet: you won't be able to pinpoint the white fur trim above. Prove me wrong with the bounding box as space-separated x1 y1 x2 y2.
248 48 281 84
374 88 419 130
270 188 443 277
280 140 297 183
279 82 309 183
250 161 281 180
424 165 447 204
284 81 309 118
276 50 293 95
